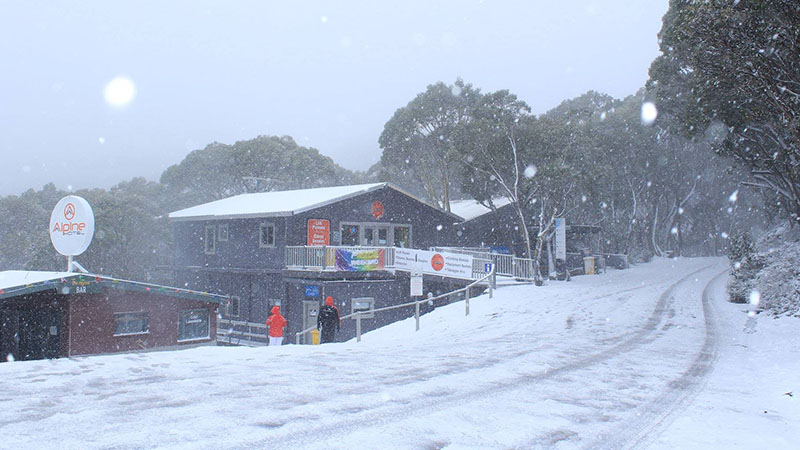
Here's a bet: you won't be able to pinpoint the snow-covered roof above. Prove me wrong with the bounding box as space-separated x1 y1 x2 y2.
169 183 389 221
0 270 227 303
449 197 512 221
0 270 74 291
168 182 464 222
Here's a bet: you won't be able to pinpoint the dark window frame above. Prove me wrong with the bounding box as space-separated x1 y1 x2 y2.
113 311 149 336
178 309 210 342
226 296 240 318
259 222 276 248
204 225 216 254
218 223 229 242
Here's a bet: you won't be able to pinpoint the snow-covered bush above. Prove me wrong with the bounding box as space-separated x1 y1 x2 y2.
730 226 800 316
727 232 761 304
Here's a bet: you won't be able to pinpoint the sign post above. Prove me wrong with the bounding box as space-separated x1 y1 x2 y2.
410 272 423 297
555 217 566 261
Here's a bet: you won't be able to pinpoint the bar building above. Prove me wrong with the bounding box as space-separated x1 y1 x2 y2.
0 271 224 362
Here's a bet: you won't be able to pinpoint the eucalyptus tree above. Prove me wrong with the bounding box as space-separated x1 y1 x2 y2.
649 0 800 225
379 79 482 211
160 135 353 212
457 90 583 283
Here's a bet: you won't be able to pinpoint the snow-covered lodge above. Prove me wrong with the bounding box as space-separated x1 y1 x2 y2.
166 183 471 344
163 182 615 345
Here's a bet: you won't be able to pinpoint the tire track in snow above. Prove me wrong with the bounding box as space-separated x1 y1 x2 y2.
584 270 727 450
245 265 719 448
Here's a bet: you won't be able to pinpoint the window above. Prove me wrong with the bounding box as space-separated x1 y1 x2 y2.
225 296 240 318
341 224 360 245
340 222 411 247
114 312 149 336
364 226 389 246
259 223 275 247
394 226 411 248
218 223 229 242
204 225 216 254
178 309 209 341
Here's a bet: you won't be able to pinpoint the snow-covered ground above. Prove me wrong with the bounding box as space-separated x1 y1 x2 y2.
1 257 797 449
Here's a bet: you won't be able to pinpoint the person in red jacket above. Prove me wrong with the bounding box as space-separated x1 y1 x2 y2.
266 305 287 346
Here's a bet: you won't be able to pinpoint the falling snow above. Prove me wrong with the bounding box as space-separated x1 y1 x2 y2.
641 102 658 125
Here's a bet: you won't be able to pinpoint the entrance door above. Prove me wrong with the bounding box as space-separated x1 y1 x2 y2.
364 226 389 246
302 300 320 344
18 309 61 361
0 310 19 362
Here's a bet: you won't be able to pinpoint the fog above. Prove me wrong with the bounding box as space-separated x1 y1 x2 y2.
0 0 667 195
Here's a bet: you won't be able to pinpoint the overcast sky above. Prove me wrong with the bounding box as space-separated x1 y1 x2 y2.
0 1 668 196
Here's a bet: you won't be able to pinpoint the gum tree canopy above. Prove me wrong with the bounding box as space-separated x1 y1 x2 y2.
649 0 800 224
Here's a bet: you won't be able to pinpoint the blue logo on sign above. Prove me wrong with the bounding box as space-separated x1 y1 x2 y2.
305 285 320 297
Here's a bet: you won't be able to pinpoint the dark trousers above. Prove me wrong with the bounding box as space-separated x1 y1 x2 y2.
320 327 336 343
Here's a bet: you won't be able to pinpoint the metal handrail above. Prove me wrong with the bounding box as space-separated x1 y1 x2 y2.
218 318 268 346
294 265 497 344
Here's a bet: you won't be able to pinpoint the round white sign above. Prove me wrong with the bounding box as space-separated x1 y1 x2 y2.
49 195 95 256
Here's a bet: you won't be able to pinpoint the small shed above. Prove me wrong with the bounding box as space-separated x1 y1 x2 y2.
0 271 226 362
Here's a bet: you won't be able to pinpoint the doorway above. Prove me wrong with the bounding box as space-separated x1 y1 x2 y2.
302 300 320 344
1 308 61 361
364 226 389 246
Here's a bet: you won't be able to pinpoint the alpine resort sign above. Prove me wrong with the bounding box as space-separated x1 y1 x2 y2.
49 195 95 256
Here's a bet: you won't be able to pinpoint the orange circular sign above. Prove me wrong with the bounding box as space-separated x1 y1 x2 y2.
371 201 384 219
431 254 444 271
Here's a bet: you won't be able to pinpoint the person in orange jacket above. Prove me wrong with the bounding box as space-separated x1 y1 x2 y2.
317 296 340 344
266 305 287 346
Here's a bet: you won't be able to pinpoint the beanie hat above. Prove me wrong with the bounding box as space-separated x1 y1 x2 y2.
326 296 334 306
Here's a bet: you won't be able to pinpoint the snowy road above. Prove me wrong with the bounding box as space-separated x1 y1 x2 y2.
2 257 797 449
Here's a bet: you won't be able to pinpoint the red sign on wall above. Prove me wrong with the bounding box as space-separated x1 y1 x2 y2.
307 219 330 246
430 253 445 271
371 201 384 219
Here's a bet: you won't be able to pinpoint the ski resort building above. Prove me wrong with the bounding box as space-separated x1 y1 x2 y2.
165 183 625 345
166 183 472 344
0 271 224 362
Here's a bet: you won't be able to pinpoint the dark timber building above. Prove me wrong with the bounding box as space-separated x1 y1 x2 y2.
167 183 469 343
0 271 224 361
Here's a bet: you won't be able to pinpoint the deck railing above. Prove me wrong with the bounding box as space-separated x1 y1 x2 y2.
217 318 268 346
285 246 396 271
286 245 545 280
430 247 537 280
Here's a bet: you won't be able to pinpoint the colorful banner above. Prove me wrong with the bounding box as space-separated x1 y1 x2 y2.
335 248 386 272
